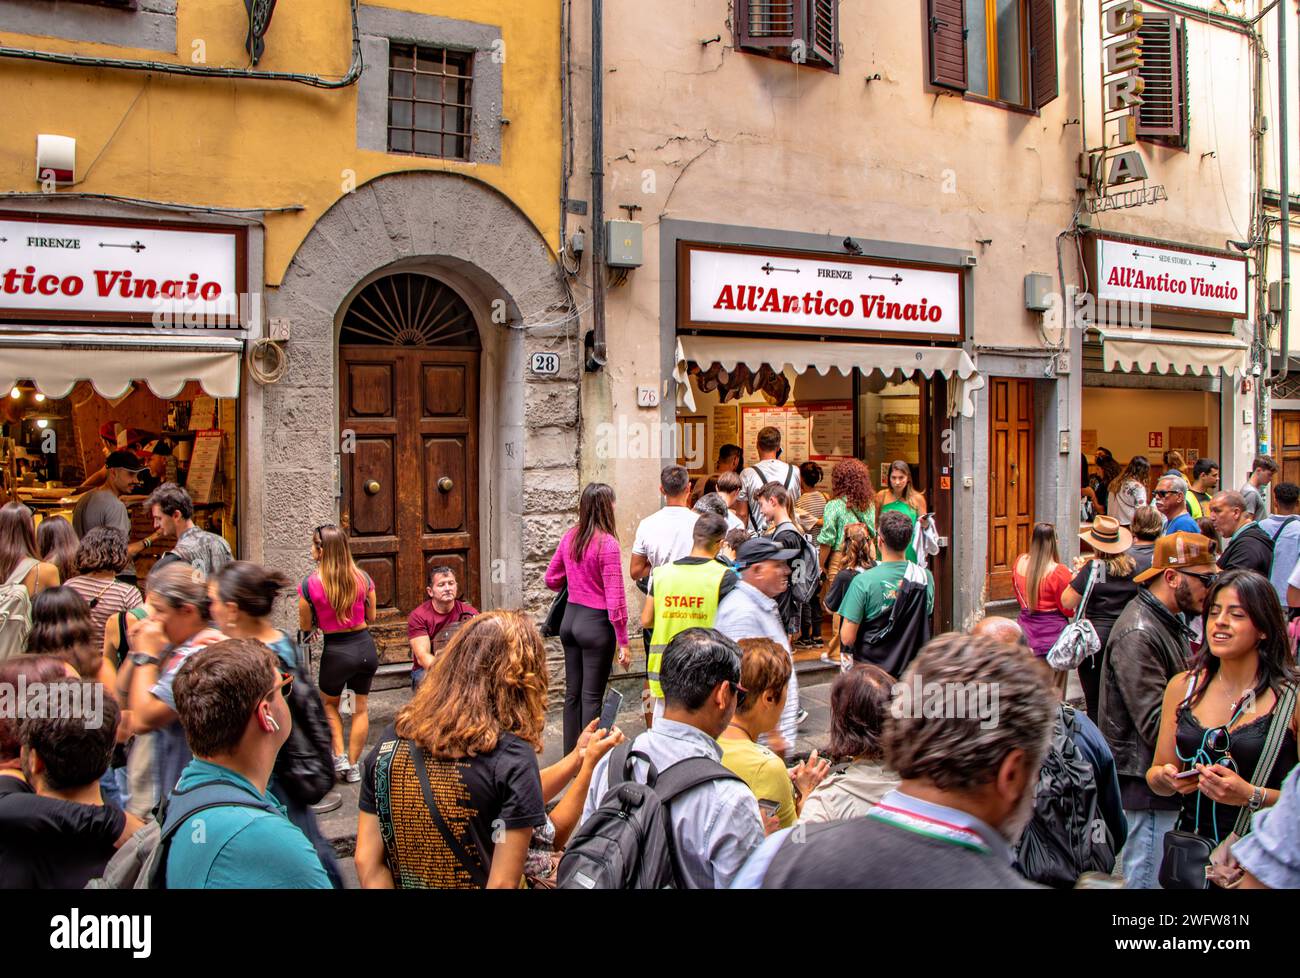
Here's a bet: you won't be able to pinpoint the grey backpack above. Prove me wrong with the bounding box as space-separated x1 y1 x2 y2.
0 557 38 662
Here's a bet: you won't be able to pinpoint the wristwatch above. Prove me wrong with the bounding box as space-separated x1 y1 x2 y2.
130 652 162 668
1247 786 1266 812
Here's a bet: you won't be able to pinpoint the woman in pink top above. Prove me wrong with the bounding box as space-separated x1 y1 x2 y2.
546 483 631 753
1012 522 1075 696
298 524 377 783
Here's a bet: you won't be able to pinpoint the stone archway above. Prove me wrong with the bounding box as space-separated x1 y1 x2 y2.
255 170 579 621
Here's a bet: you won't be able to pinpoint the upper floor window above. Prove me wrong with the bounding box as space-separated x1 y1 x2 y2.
1135 12 1189 148
387 43 473 160
734 0 839 72
928 0 1057 111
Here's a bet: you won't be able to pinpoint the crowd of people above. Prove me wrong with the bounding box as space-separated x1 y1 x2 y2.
1 426 1298 891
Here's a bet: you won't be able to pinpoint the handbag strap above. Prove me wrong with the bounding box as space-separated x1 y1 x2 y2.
1232 681 1298 836
1076 561 1100 620
408 740 493 873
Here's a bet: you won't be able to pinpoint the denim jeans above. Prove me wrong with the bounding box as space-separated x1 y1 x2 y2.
1120 808 1179 889
410 666 426 690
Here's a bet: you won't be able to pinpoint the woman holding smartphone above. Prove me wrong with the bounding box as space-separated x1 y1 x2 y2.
299 524 377 784
1147 570 1299 861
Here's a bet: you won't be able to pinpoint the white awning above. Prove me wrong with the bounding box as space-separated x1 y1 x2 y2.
0 332 242 399
1096 328 1249 377
675 335 983 417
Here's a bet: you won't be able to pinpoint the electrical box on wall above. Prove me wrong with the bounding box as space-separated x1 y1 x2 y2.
606 220 643 268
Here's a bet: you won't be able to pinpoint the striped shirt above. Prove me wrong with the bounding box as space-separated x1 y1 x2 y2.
64 575 144 654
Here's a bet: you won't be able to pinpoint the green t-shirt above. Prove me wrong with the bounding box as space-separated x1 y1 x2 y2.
838 560 934 625
817 497 876 550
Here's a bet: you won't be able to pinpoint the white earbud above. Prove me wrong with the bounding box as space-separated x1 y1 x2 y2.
265 712 280 732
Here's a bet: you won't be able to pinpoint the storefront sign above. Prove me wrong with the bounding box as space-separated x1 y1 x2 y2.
1098 0 1148 187
679 243 963 341
0 213 244 324
1094 235 1247 318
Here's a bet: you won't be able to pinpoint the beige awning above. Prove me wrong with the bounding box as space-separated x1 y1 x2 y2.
1096 327 1249 377
0 332 242 399
675 335 983 417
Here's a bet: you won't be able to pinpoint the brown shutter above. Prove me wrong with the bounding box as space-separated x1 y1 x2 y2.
808 0 839 69
1136 12 1185 140
927 0 967 92
735 0 804 53
1028 0 1059 108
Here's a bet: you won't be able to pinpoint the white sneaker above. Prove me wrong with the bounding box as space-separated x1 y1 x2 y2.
344 763 361 784
333 753 350 779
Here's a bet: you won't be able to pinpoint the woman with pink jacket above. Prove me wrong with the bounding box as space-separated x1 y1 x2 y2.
546 483 631 753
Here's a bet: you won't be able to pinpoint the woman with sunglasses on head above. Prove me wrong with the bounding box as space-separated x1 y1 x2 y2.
299 524 377 785
1147 570 1300 882
211 560 344 887
875 460 928 563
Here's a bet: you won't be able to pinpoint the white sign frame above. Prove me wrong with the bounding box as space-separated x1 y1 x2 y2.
0 212 244 324
1094 235 1247 318
679 242 964 341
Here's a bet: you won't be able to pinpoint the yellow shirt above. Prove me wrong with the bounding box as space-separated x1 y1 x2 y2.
718 735 797 829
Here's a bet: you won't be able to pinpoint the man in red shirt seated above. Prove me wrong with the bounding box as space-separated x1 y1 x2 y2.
407 565 479 689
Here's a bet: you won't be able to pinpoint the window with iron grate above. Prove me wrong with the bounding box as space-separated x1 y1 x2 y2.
387 43 474 161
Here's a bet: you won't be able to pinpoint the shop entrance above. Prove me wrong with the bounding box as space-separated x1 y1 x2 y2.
678 356 955 638
338 273 481 621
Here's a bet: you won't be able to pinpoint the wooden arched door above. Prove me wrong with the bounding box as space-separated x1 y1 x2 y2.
338 273 480 627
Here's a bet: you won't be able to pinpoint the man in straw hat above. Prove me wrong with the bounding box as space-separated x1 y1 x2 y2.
1098 532 1217 889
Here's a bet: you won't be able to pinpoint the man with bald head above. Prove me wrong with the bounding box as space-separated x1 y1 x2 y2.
1210 490 1274 576
971 616 1028 649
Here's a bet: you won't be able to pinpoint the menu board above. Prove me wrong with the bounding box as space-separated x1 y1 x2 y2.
186 429 223 505
713 404 740 453
189 396 217 432
741 400 854 466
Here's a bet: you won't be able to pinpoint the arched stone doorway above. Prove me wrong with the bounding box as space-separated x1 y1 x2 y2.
337 272 481 615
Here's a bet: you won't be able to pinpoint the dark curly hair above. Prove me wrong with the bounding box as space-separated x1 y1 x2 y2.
75 526 129 575
830 458 875 513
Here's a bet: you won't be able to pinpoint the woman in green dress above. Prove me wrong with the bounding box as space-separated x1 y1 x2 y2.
875 460 928 562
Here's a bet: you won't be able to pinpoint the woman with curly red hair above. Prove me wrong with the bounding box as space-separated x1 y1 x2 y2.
816 460 877 662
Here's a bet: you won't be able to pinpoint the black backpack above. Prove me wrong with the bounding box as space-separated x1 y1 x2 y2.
1014 705 1116 888
556 741 743 889
274 633 337 806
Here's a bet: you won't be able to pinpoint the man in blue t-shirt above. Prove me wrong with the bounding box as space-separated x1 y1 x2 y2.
1153 475 1199 536
165 639 331 889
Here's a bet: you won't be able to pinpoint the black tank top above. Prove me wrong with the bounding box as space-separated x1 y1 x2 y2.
1174 685 1298 842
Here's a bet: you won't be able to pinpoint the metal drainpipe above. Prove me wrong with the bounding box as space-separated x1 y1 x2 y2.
1272 1 1291 386
586 0 608 371
0 0 362 89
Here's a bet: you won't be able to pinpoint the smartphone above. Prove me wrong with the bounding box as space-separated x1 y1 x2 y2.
757 799 781 818
1174 768 1200 779
598 688 623 733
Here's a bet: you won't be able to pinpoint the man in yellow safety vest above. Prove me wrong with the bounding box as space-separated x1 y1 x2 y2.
641 512 738 724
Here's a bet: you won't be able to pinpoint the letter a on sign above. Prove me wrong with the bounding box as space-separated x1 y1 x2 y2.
1107 151 1149 186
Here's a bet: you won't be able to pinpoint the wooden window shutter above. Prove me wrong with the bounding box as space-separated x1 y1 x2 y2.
1136 12 1185 140
736 0 804 53
807 0 839 70
1028 0 1059 109
927 0 967 92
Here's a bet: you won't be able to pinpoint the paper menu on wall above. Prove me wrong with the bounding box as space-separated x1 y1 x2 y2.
809 403 854 457
188 396 216 432
186 429 223 505
713 404 740 454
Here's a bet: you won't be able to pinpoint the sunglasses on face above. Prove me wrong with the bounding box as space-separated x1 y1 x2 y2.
1153 490 1181 498
264 670 294 703
1178 570 1218 588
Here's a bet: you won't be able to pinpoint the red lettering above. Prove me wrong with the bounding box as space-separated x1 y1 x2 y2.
759 289 782 313
60 276 83 296
95 270 123 297
200 282 221 301
37 274 59 296
714 285 737 310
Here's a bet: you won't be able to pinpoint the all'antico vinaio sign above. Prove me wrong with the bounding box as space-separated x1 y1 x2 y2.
680 243 963 340
0 213 244 324
1094 235 1247 318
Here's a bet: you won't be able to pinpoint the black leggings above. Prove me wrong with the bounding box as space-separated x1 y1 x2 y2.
318 628 379 697
560 603 616 754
